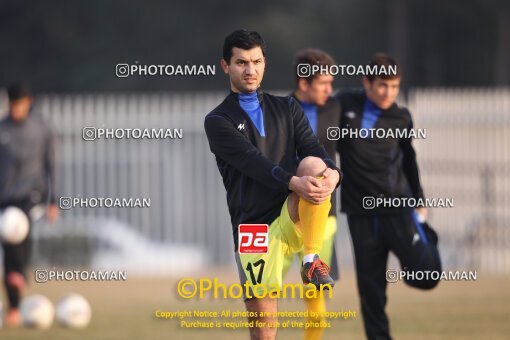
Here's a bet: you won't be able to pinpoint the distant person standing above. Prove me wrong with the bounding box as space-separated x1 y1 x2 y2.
0 83 59 326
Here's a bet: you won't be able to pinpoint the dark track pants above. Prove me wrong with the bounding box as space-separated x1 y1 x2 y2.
348 211 442 340
1 200 34 309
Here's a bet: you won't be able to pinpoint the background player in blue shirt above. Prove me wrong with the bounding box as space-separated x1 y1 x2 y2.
283 48 342 340
337 54 441 340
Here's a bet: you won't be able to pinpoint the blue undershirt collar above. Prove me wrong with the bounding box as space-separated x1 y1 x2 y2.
300 101 318 135
238 91 265 137
361 99 382 131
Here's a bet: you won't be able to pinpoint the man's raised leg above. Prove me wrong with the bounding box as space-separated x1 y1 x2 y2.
288 156 334 289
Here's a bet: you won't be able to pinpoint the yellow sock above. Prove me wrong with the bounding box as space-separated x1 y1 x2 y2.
299 193 331 256
304 295 326 340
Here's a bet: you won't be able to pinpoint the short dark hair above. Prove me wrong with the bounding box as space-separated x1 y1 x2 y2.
294 48 336 84
222 29 266 64
366 53 400 82
7 82 32 101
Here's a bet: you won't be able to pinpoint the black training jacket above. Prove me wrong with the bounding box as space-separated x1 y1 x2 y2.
0 113 56 205
336 90 424 216
205 90 341 248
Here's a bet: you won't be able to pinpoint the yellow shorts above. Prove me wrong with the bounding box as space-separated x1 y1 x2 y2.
235 197 303 297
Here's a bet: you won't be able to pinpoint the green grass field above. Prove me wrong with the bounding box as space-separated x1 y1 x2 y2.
2 267 509 340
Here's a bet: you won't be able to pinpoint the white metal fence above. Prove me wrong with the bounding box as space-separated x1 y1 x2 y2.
25 88 510 276
409 88 510 275
32 92 232 274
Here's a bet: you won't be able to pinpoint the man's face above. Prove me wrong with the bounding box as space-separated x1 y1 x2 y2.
221 46 265 93
298 74 334 106
363 77 400 110
9 96 32 121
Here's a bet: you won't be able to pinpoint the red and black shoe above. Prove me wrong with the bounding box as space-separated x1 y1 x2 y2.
301 255 335 290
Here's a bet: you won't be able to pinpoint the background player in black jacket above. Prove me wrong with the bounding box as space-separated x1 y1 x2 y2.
205 30 341 340
282 48 341 340
0 83 59 326
336 54 441 340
